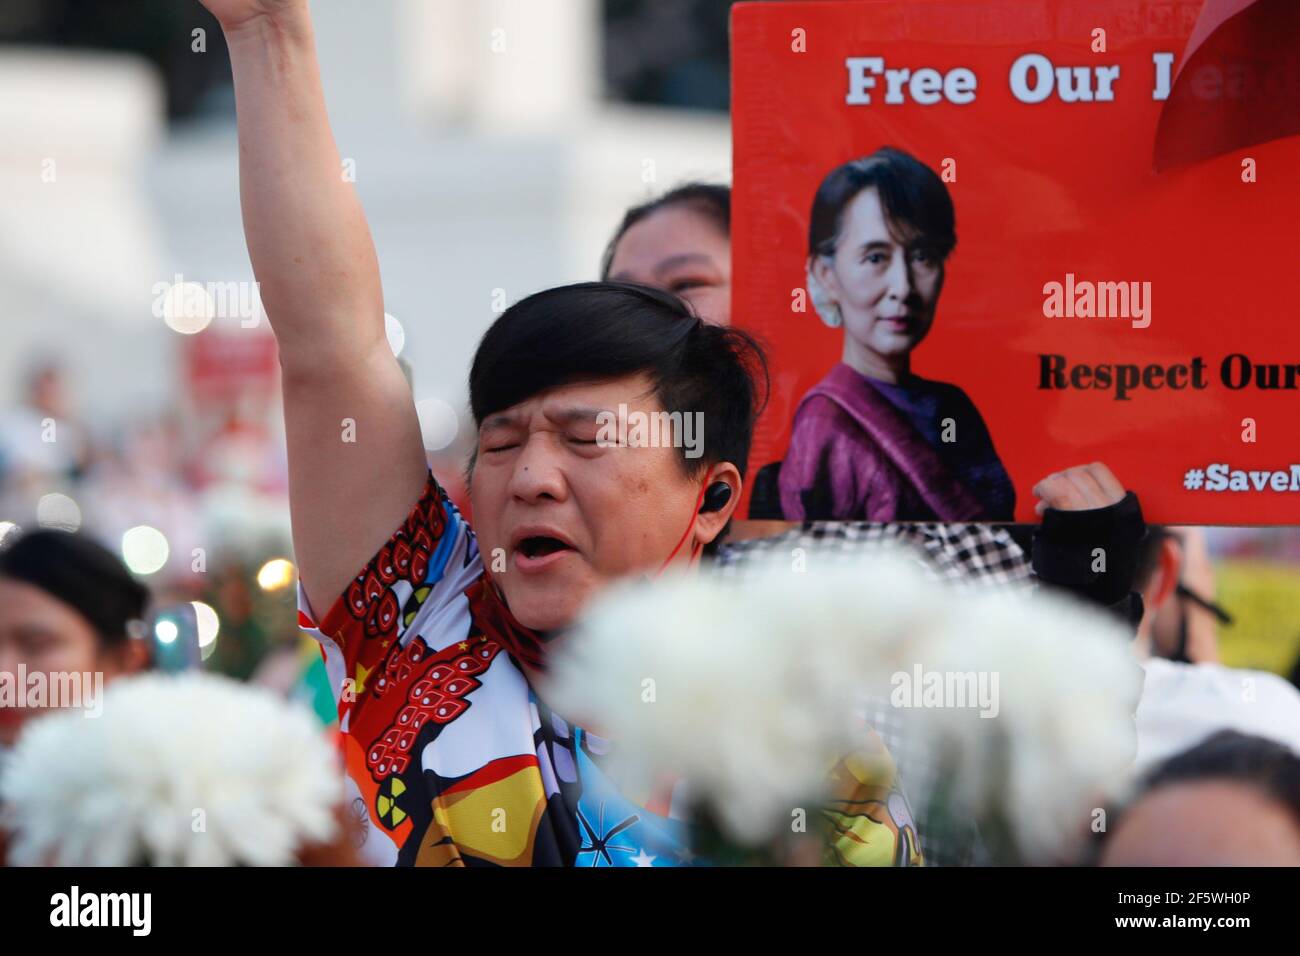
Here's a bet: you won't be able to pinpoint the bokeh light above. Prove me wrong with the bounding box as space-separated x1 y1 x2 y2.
0 521 22 546
256 557 296 591
36 492 82 531
154 619 178 644
192 601 220 659
384 312 405 357
161 281 216 335
416 397 459 452
121 525 170 575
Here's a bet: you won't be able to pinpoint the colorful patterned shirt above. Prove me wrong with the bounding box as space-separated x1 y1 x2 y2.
298 473 922 866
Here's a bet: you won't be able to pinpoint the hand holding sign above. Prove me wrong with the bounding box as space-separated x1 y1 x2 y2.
1033 463 1127 517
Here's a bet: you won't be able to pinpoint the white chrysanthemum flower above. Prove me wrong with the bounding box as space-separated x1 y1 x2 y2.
1 672 342 867
542 546 1141 861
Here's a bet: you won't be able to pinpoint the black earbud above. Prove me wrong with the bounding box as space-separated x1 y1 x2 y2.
699 481 733 514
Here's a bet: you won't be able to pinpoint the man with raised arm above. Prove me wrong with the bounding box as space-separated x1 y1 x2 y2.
198 0 923 867
200 0 427 619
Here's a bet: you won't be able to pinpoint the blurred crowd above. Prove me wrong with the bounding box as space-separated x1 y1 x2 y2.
0 355 312 689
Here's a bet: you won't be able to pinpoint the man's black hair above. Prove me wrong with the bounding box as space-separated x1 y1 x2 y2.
1133 527 1171 593
468 281 766 482
600 182 731 279
0 529 149 646
808 146 956 260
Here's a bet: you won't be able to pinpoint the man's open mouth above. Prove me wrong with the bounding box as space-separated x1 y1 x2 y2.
516 536 574 559
508 527 579 573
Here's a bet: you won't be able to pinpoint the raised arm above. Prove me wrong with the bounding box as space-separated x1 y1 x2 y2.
200 0 428 615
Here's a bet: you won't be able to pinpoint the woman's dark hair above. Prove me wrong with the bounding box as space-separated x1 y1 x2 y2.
469 281 766 481
600 183 731 279
1088 730 1300 862
1142 730 1300 820
808 146 956 260
0 529 149 646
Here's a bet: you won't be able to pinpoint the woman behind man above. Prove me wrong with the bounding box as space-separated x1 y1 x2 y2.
603 183 732 326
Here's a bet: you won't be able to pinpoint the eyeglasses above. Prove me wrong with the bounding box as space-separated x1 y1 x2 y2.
1174 582 1233 626
1166 582 1233 664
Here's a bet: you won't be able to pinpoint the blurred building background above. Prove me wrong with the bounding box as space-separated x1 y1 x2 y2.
0 0 1297 694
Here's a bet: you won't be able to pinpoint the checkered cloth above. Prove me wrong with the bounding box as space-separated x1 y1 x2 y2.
712 522 1034 866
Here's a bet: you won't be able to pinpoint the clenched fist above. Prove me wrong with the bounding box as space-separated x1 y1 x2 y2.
1032 461 1126 516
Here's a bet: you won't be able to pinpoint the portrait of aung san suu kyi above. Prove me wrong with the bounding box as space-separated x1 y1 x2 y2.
775 146 1016 522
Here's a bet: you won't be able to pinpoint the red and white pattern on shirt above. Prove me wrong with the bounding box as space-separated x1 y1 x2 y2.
365 635 504 779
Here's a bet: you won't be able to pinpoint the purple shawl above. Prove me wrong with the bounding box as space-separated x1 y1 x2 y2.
779 363 986 521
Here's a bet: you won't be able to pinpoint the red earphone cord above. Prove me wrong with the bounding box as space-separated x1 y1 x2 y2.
656 479 710 575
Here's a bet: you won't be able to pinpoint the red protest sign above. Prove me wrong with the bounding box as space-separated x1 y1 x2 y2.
731 0 1300 524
